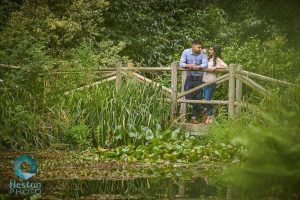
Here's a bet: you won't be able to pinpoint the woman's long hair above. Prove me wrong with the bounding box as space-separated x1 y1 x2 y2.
210 45 222 66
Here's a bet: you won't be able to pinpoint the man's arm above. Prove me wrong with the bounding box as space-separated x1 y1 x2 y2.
191 53 208 70
179 50 187 68
179 50 192 69
200 53 208 68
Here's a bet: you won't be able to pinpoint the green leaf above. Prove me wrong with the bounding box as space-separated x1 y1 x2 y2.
171 129 180 140
103 151 117 158
114 125 123 140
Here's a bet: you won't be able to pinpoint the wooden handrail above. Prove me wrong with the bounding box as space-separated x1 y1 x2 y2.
0 63 20 70
64 76 116 95
178 99 230 105
126 71 172 96
177 73 229 99
177 99 256 109
235 74 270 97
237 70 294 86
52 67 228 73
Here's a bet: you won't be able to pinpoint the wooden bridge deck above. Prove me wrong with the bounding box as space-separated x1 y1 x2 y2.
178 123 210 136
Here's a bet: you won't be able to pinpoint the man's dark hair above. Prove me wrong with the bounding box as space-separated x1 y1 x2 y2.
192 40 202 46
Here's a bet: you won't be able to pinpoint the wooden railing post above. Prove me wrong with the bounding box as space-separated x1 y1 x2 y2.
228 64 236 119
179 70 187 122
127 60 134 68
235 64 243 115
171 62 178 121
178 178 185 197
127 61 134 78
116 62 122 92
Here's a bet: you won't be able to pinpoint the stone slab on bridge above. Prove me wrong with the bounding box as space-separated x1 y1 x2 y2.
178 123 210 136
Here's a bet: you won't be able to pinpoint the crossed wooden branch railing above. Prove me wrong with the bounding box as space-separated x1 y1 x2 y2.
0 63 20 70
2 62 294 121
62 62 294 121
0 64 21 83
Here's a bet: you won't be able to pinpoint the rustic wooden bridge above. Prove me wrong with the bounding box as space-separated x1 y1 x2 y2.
66 63 292 110
1 62 294 134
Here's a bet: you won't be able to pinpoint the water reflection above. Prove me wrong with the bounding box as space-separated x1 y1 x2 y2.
39 173 219 199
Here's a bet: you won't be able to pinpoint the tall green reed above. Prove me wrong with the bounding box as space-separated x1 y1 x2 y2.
63 79 171 148
0 73 172 150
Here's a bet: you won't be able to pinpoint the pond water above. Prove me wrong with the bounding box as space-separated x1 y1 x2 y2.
38 176 219 199
0 151 232 199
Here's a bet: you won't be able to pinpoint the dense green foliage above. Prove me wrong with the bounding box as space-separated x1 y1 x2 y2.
220 86 300 199
83 125 242 164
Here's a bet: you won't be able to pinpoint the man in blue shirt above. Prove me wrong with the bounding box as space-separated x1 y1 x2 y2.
179 40 208 124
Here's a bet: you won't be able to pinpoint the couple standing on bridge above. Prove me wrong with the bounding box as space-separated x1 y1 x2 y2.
179 40 228 124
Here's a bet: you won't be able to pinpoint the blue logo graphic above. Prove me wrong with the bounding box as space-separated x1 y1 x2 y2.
14 155 37 180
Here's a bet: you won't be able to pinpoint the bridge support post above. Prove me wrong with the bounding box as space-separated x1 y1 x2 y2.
116 62 122 92
171 62 178 121
235 64 243 115
178 178 185 197
228 64 236 119
179 70 187 122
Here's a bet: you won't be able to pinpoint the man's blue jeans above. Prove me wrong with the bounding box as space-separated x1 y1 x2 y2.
203 83 216 116
184 76 203 118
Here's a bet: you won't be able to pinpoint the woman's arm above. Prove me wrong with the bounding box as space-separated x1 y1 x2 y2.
208 58 228 72
216 58 228 69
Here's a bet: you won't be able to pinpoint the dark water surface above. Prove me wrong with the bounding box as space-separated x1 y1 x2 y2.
0 151 228 199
